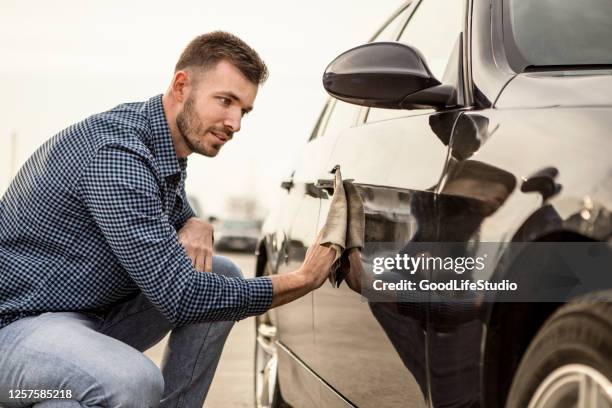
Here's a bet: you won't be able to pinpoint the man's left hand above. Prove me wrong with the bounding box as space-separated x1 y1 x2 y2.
178 218 214 272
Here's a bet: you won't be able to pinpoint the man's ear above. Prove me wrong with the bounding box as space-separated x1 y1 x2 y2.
171 71 190 103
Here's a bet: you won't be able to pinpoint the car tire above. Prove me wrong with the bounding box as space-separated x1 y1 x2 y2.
254 261 288 408
506 291 612 408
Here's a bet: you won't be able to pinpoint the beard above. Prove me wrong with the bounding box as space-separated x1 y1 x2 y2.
176 94 231 157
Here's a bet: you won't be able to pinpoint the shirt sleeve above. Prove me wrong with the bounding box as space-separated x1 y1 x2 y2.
173 184 196 230
77 145 272 325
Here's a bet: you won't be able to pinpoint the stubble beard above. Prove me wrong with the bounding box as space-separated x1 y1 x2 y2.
176 95 221 157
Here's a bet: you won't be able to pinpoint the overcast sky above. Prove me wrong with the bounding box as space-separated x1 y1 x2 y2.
0 0 402 217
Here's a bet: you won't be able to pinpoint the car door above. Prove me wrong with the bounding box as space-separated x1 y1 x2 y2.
274 95 383 407
276 4 420 407
274 99 341 371
310 1 468 407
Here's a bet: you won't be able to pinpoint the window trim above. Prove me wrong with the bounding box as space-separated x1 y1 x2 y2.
307 101 332 142
368 1 416 43
358 1 417 124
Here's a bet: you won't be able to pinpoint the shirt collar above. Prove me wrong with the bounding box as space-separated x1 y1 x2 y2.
145 94 185 179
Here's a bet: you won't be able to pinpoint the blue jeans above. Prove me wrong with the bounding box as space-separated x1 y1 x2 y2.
0 255 242 408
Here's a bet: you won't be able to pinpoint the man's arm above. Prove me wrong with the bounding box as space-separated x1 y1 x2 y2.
78 145 334 324
78 145 271 324
172 173 215 272
176 218 333 306
176 219 334 306
173 184 197 231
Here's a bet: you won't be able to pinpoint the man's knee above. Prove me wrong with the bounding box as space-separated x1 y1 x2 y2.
211 255 243 279
104 354 164 407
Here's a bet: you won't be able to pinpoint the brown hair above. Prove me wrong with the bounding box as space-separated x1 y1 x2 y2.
175 31 268 85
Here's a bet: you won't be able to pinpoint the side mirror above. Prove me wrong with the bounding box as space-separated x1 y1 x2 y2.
322 42 456 110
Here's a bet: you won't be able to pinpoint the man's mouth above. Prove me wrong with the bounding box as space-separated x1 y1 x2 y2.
210 130 230 143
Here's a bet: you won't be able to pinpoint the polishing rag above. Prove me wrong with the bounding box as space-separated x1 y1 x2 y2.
319 167 365 287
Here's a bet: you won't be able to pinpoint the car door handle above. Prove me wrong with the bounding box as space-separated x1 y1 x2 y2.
280 171 295 192
314 177 355 192
314 163 344 192
315 178 335 191
280 178 294 191
305 182 330 198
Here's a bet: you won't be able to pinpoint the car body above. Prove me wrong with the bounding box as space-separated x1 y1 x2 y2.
254 0 612 407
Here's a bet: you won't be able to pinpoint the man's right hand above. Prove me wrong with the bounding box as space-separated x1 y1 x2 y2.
269 235 336 309
297 236 337 290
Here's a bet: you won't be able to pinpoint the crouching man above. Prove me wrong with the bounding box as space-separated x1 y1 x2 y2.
0 31 335 408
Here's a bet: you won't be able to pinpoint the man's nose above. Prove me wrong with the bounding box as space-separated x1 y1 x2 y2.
223 108 242 133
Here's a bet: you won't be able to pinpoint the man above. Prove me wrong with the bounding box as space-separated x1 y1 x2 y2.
0 32 334 407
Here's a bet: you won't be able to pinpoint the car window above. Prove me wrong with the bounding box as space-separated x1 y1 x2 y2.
308 101 332 141
308 98 356 141
366 0 465 124
311 3 414 140
399 0 464 78
319 99 359 139
370 3 414 42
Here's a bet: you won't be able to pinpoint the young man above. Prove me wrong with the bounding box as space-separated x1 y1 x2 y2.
0 32 334 407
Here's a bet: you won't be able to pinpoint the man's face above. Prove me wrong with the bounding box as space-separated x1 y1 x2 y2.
176 60 258 157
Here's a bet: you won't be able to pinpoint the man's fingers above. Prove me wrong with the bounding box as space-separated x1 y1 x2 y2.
194 251 206 272
184 246 197 266
204 249 213 272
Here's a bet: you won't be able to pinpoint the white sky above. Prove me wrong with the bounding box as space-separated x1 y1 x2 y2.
0 0 402 217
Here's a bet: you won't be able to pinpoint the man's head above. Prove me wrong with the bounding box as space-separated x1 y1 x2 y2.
164 31 268 158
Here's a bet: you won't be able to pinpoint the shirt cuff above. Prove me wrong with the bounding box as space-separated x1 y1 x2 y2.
241 276 273 319
174 211 196 231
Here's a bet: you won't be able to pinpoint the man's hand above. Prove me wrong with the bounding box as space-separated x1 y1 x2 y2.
178 217 215 272
269 234 335 308
298 235 337 289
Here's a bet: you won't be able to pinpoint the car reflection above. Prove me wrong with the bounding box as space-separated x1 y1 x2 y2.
338 113 518 407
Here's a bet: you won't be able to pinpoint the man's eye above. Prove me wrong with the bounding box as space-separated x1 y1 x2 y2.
219 97 231 106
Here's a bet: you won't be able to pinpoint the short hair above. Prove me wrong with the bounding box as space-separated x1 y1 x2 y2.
175 31 268 85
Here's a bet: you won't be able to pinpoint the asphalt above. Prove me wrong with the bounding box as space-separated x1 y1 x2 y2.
144 252 257 408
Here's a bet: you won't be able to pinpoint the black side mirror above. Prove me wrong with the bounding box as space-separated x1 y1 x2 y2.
322 42 440 109
323 41 459 110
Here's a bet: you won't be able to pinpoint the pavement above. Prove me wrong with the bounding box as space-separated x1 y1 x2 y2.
144 252 257 408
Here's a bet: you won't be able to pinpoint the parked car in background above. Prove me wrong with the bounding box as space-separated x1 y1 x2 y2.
254 0 612 407
214 219 260 253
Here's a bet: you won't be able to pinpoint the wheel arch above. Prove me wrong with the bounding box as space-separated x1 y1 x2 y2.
481 230 603 407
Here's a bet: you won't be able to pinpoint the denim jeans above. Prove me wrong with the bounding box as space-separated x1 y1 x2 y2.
0 255 242 408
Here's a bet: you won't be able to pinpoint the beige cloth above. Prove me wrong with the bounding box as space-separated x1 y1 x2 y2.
320 167 365 287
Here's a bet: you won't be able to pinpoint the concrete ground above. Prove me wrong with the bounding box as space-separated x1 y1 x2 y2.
144 252 257 408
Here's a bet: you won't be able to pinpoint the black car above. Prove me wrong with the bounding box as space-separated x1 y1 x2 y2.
254 0 612 407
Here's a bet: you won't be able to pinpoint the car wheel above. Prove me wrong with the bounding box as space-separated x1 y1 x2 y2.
254 262 286 408
506 292 612 408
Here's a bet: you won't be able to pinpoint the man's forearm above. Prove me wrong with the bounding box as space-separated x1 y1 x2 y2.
269 269 316 308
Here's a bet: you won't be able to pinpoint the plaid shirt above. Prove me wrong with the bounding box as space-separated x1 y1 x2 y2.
0 95 272 330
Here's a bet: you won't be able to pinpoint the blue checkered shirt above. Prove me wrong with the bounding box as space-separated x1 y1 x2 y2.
0 95 272 330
